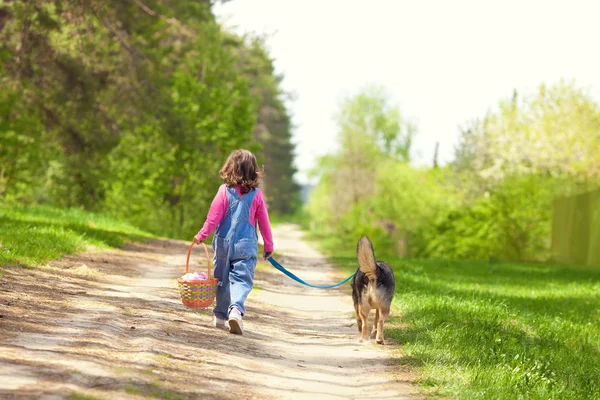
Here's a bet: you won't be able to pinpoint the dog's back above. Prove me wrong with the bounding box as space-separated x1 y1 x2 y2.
351 236 395 344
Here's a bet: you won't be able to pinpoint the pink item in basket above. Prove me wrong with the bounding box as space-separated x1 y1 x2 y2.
181 272 209 281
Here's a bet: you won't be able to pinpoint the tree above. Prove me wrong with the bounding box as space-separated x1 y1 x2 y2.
455 81 600 187
0 0 297 238
306 86 416 244
330 86 415 216
337 86 414 161
441 81 600 261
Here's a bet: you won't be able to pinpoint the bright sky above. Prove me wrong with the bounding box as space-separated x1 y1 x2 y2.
214 0 600 184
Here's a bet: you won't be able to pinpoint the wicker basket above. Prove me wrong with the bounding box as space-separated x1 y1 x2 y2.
177 242 219 308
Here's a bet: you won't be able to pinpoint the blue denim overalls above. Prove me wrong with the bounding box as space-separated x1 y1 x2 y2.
212 187 259 319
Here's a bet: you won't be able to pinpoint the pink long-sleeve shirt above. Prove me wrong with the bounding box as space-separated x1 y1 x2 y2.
195 184 274 252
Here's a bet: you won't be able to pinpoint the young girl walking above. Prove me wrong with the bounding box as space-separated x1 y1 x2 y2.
193 149 274 335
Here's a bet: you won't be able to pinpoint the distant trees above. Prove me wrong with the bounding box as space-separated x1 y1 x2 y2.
307 81 600 262
309 86 415 221
455 81 600 185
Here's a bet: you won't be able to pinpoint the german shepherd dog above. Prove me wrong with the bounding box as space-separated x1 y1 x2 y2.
351 236 395 344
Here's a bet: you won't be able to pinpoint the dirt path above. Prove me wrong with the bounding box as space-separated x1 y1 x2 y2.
0 224 418 399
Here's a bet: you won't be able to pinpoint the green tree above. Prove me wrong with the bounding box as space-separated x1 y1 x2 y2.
442 81 600 261
306 86 417 254
329 86 414 216
455 81 600 187
0 0 298 238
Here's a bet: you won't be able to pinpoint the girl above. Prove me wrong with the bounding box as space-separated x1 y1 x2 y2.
193 149 274 335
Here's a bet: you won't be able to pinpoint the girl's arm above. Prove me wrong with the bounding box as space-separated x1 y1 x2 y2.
256 191 274 254
195 185 227 242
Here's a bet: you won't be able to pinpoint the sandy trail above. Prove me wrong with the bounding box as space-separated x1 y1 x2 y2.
0 224 418 399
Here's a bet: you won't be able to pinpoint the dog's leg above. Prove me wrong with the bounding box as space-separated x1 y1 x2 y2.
354 302 362 333
359 305 370 342
370 309 379 339
376 307 390 345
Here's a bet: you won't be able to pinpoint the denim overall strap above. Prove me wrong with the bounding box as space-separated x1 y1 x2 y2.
211 188 258 281
225 187 257 237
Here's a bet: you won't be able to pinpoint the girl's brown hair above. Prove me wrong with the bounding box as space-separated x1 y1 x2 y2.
219 149 263 194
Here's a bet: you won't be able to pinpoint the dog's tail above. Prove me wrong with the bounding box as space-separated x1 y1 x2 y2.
357 235 377 282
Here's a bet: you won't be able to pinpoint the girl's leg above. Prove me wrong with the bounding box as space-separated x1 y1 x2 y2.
213 269 231 320
228 256 256 315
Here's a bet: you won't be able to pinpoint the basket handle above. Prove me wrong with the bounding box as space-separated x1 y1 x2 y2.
185 242 212 279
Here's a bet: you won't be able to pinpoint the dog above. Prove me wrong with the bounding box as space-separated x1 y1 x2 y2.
351 235 395 344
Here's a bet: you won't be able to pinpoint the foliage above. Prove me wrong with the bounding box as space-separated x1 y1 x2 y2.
333 86 414 211
0 0 300 238
307 81 600 262
370 162 458 257
306 86 415 229
455 81 600 184
0 87 48 201
337 85 414 161
333 255 600 399
103 24 257 238
426 174 564 261
442 81 600 261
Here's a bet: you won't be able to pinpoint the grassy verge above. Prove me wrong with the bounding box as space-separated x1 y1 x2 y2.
0 203 153 268
331 255 600 399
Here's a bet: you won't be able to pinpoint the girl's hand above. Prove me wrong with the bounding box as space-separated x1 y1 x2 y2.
193 237 203 245
263 251 272 260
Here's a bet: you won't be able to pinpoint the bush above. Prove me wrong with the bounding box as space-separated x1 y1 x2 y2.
426 174 562 261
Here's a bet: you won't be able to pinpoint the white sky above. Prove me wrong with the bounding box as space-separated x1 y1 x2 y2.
214 0 600 184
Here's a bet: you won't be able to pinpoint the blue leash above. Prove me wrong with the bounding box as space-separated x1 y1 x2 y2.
267 257 356 289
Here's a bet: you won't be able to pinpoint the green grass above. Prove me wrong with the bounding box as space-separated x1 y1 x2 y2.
332 256 600 399
0 203 153 267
